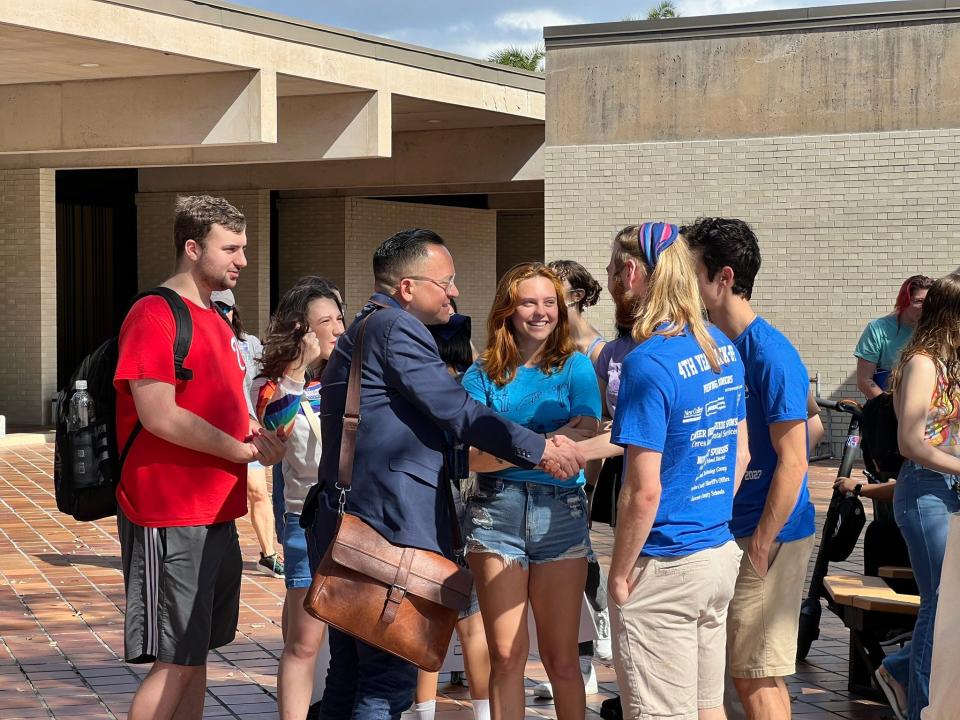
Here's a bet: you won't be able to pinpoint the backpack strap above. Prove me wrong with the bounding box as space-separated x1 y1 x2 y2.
130 287 195 381
117 287 197 472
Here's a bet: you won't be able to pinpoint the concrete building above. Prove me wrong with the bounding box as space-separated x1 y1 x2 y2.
0 0 546 426
544 0 960 452
6 0 958 446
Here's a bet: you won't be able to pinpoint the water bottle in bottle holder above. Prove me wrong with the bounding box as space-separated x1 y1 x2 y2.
67 380 99 488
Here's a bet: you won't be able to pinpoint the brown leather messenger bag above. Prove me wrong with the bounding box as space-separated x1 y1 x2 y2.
303 307 473 671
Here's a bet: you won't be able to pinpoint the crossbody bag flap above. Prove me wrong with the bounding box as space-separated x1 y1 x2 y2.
330 514 472 611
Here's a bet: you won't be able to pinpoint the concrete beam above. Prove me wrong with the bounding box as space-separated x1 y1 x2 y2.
486 192 544 210
0 70 277 153
137 125 545 192
1 0 544 120
0 90 390 167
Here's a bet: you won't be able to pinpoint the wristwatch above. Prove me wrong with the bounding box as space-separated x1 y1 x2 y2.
853 483 863 498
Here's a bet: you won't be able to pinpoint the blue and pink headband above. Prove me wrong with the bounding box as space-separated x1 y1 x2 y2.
638 222 680 269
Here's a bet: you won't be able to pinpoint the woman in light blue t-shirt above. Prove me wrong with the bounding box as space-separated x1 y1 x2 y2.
462 262 601 720
854 274 932 397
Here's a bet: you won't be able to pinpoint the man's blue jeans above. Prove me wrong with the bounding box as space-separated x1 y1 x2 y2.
893 460 960 719
306 504 418 720
317 628 418 720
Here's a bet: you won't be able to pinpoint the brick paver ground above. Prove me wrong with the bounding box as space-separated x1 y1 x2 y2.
0 444 898 719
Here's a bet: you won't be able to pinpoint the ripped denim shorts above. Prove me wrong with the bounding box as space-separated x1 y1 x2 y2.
464 475 592 567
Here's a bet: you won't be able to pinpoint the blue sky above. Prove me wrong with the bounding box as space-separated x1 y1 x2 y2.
238 0 880 60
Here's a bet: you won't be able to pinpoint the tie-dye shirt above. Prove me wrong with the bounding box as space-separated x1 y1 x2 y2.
926 361 960 457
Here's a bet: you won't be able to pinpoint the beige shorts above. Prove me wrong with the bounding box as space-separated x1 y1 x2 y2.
612 541 742 720
726 534 815 679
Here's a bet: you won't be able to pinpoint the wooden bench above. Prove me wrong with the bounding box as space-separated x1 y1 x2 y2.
823 575 918 697
878 565 914 581
825 574 920 613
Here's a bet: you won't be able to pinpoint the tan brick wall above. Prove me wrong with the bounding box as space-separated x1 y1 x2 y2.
496 210 544 280
545 128 960 452
344 199 497 347
0 169 57 424
275 197 346 297
135 190 271 334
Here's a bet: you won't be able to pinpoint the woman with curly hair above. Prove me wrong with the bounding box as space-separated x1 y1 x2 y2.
889 272 960 720
548 260 606 364
250 277 345 720
462 262 601 720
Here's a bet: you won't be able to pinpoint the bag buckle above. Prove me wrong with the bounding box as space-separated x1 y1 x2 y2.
382 583 407 624
388 583 407 603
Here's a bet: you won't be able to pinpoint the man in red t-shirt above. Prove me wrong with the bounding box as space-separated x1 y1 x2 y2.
114 195 285 720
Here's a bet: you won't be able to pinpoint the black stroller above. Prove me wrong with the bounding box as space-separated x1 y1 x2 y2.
797 397 914 683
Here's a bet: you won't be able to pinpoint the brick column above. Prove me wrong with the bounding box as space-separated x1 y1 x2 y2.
275 197 347 297
135 190 271 335
0 169 57 425
344 198 497 347
497 210 544 280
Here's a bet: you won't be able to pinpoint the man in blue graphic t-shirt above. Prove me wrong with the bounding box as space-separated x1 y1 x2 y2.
688 218 815 720
605 222 750 720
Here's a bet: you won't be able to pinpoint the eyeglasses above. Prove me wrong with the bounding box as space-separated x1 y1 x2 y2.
406 274 457 291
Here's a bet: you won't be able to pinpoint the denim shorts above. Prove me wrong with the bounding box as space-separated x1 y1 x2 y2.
464 476 592 567
280 512 313 590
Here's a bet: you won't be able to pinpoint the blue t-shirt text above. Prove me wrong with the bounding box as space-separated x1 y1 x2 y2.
611 326 745 557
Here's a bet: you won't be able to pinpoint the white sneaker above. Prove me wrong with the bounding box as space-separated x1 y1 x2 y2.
874 665 906 720
594 607 613 661
533 656 598 699
582 658 598 695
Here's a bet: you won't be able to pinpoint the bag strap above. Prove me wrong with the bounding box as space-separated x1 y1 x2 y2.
301 398 323 442
336 304 383 506
118 287 197 471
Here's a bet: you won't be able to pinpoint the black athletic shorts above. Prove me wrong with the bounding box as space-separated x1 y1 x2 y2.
118 508 242 666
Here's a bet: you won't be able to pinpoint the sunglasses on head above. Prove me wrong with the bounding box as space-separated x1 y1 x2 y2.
215 301 233 313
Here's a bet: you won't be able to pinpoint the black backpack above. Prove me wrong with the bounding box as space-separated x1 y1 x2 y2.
859 392 904 481
53 288 194 521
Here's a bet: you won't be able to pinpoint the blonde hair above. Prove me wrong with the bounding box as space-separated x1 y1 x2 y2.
613 226 719 372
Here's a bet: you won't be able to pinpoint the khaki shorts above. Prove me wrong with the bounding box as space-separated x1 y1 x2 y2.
726 534 815 679
612 541 742 720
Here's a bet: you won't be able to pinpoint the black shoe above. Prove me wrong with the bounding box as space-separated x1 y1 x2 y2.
257 552 285 578
600 696 622 720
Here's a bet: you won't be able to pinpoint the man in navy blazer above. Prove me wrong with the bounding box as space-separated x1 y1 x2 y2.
308 228 584 720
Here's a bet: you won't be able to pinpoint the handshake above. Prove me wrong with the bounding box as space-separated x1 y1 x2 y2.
537 434 587 480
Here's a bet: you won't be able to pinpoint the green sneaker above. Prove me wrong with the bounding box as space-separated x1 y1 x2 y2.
257 552 285 578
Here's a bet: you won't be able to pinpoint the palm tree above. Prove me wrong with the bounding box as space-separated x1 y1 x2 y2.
487 45 545 72
646 1 680 19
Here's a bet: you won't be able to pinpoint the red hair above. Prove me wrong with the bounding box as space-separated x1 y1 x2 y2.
894 275 934 315
480 263 576 387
